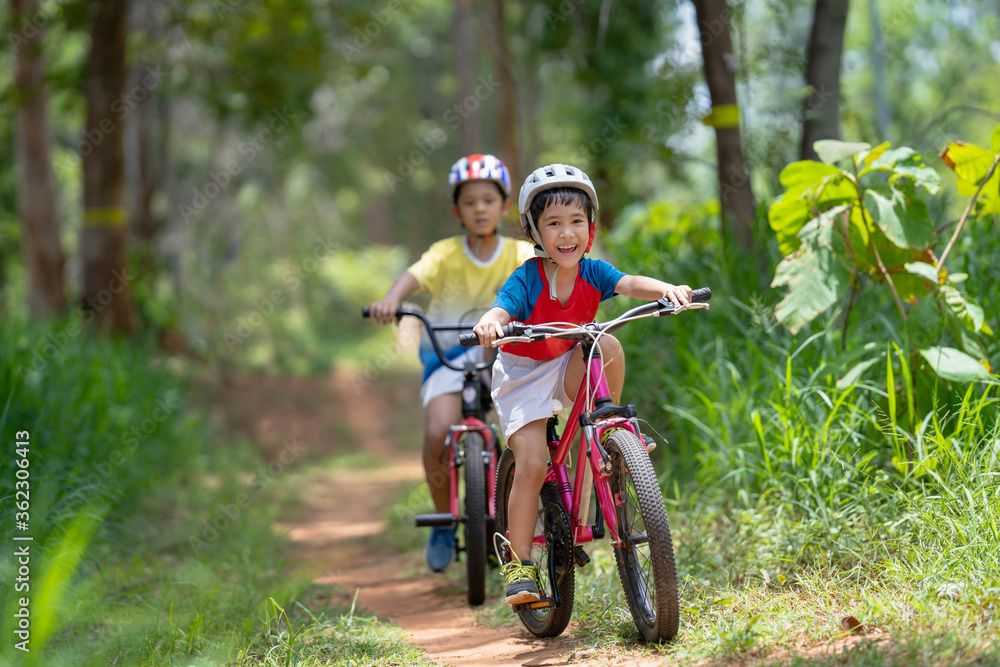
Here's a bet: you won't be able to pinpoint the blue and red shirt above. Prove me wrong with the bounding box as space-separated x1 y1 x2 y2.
492 257 626 360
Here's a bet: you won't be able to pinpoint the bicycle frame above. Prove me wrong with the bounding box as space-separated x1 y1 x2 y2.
539 343 638 551
444 369 500 520
488 289 711 637
362 303 503 605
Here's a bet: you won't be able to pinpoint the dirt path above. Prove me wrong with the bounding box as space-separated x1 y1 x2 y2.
209 366 672 667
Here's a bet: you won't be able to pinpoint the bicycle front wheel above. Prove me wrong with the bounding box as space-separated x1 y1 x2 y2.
495 448 575 638
463 432 488 606
604 429 679 643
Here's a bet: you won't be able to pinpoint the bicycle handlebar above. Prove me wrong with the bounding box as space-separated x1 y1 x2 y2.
361 306 494 373
458 286 712 348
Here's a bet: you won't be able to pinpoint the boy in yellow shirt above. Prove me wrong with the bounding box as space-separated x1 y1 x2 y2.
369 154 533 571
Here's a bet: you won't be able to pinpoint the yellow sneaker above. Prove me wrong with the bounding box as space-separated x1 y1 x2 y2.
501 557 541 604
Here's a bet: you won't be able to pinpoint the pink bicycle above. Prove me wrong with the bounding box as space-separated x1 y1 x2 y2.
459 288 711 642
363 306 501 606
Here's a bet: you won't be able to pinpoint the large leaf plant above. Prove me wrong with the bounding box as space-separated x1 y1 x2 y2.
768 126 1000 384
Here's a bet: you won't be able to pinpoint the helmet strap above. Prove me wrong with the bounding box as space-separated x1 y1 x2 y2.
548 262 560 301
524 211 550 258
467 230 497 257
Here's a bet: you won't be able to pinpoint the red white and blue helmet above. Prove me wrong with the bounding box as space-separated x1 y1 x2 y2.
448 154 511 200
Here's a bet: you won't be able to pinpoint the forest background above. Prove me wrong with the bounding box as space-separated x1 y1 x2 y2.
1 0 999 665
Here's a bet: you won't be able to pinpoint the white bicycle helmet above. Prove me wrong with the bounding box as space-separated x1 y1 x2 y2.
519 163 599 257
448 154 511 201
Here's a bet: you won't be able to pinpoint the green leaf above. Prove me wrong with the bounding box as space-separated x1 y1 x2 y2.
869 146 918 169
940 141 1000 215
906 294 943 348
863 185 935 249
941 142 994 182
992 124 1000 151
771 207 853 333
904 261 941 284
864 146 940 193
836 356 883 389
768 162 855 256
814 140 871 166
942 306 989 360
917 346 990 382
939 285 986 332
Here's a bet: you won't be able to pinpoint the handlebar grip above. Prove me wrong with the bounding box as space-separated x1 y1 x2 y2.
692 287 712 303
459 322 526 347
362 306 407 320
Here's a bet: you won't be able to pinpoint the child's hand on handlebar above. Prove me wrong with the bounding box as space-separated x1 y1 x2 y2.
662 284 693 307
369 298 400 325
473 320 504 347
473 307 510 347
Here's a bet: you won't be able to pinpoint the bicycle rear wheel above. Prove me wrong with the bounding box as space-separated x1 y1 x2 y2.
603 429 679 643
463 432 488 606
495 448 575 637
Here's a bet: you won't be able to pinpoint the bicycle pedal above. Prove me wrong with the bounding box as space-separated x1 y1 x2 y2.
414 513 456 527
574 546 591 567
514 597 553 611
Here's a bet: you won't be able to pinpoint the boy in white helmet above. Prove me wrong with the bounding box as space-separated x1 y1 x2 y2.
369 154 534 572
472 163 693 604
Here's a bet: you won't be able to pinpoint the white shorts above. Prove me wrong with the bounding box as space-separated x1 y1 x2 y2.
491 348 575 439
420 347 489 406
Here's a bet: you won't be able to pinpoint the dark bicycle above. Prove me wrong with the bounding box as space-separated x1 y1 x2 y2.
362 306 501 606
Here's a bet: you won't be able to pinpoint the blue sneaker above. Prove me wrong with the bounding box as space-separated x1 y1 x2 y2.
426 526 456 572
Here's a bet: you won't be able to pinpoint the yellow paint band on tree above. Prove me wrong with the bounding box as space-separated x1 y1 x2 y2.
83 207 127 227
702 104 740 129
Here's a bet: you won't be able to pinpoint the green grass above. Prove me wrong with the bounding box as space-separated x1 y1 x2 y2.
0 316 434 666
573 225 1000 664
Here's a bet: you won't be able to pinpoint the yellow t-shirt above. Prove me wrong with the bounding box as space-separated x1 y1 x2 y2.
409 234 534 360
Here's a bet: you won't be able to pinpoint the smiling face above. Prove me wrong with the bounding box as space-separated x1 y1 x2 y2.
451 180 510 236
536 200 590 269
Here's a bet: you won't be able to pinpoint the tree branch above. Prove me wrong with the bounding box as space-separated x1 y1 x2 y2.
936 151 1000 270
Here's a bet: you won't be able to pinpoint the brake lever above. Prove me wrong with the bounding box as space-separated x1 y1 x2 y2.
657 301 710 316
494 336 534 347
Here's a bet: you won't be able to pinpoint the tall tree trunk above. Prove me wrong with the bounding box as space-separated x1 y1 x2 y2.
82 0 137 334
128 0 165 280
867 0 890 140
800 0 850 160
453 0 481 154
12 0 67 318
490 0 518 185
691 0 755 250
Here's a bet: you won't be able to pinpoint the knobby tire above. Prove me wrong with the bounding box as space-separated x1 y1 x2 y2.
463 432 488 606
604 429 680 643
495 448 575 638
